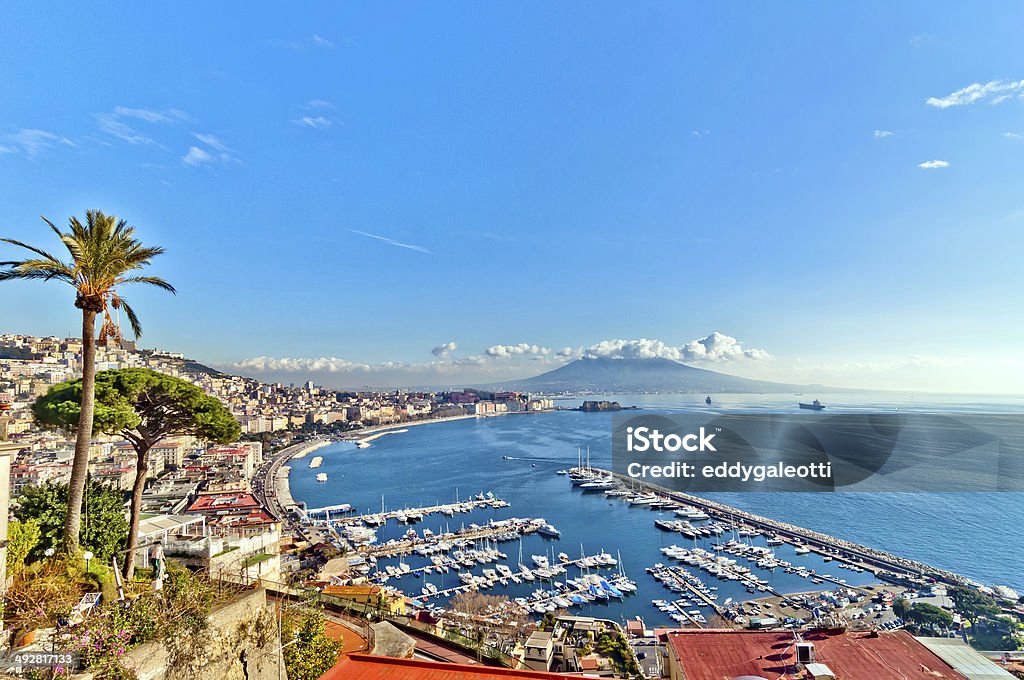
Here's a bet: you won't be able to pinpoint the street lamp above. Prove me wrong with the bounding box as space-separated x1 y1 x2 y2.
83 551 94 572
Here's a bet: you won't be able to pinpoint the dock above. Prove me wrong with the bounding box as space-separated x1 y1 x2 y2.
649 565 728 617
601 468 964 589
305 496 509 527
356 517 541 559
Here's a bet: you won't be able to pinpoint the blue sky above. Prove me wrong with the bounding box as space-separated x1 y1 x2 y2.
2 3 1023 392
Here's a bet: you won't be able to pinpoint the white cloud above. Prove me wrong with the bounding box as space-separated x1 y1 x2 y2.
182 146 214 166
583 333 770 363
0 128 75 159
584 338 683 361
349 229 430 254
691 129 710 139
311 34 335 48
485 343 552 359
293 116 332 129
557 346 581 359
231 356 370 373
1004 132 1024 140
918 159 950 169
431 342 458 357
306 99 335 110
926 79 1024 108
681 332 771 362
873 129 895 139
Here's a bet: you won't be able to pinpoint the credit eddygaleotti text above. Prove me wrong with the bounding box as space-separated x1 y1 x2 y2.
624 426 833 483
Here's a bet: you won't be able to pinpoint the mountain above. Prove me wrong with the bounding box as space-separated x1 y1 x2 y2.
489 357 813 394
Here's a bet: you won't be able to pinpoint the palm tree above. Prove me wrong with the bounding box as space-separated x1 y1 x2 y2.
0 210 174 552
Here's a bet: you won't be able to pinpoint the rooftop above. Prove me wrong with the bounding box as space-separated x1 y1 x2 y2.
915 637 1016 680
665 629 969 680
318 654 578 680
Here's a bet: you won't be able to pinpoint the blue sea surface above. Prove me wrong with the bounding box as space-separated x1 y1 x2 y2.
289 393 1024 626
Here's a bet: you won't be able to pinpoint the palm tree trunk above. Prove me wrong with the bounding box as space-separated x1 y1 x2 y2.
124 446 150 581
64 307 97 553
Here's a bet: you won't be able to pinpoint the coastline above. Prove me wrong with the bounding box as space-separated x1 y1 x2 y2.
280 410 554 512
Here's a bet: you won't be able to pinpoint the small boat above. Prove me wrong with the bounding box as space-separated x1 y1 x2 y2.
798 399 826 410
705 396 712 405
537 524 561 538
315 472 328 482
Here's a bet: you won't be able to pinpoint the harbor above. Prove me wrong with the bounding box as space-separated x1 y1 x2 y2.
286 405 1023 629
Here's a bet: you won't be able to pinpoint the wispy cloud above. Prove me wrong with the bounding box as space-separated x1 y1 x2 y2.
0 128 75 159
182 146 214 166
293 115 332 129
96 115 157 145
283 34 336 51
349 229 431 254
95 106 186 147
926 79 1024 108
873 129 895 139
193 132 230 151
691 129 711 139
918 159 950 169
183 132 239 166
113 106 188 124
909 34 937 49
1004 132 1024 140
305 99 335 110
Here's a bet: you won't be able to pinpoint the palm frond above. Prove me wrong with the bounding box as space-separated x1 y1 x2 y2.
0 260 75 283
119 298 143 338
0 237 66 264
120 276 177 293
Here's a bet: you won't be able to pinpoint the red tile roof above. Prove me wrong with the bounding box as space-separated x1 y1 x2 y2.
666 629 968 680
319 654 573 680
186 493 261 512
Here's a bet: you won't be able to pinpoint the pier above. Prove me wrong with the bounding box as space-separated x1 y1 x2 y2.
602 469 964 588
305 496 509 527
356 516 542 559
649 565 728 617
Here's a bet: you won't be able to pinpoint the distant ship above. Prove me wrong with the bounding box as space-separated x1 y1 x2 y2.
315 472 328 482
798 399 825 411
705 396 712 405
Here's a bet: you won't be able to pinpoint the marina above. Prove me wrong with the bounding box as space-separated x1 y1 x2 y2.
288 398 1024 628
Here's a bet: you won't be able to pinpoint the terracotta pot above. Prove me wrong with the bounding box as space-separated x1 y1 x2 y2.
15 628 38 646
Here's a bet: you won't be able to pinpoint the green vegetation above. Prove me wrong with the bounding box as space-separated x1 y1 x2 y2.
594 630 640 677
0 210 174 553
949 586 1022 651
950 585 1001 625
242 552 274 568
6 518 41 576
282 600 343 680
905 602 954 634
16 481 129 562
34 367 240 578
